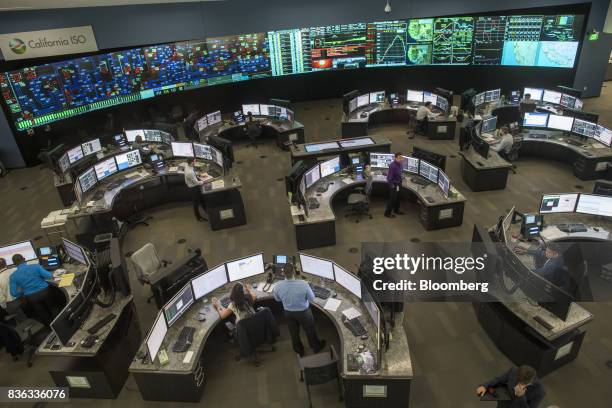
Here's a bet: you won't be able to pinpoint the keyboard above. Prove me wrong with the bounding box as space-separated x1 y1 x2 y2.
220 296 231 308
309 283 331 299
172 326 196 353
410 177 428 186
343 317 367 337
557 223 587 233
87 313 117 334
529 133 548 139
308 197 320 209
565 139 584 147
316 182 330 193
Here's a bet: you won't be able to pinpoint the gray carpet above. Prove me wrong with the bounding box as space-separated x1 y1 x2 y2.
0 84 611 407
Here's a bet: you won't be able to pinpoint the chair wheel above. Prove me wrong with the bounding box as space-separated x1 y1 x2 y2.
27 362 33 368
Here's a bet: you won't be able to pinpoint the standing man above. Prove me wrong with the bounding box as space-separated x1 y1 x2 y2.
273 264 326 357
184 159 207 222
384 152 404 218
476 365 545 408
9 254 59 326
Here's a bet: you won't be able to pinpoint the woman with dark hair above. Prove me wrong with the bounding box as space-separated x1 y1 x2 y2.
212 282 257 321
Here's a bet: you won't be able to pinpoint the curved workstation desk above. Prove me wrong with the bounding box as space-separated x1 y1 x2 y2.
341 90 455 140
36 238 140 399
291 154 466 250
196 106 305 148
61 141 245 235
458 148 513 192
290 135 392 167
129 253 412 407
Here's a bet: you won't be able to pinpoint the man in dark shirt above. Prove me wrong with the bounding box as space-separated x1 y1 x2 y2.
384 152 404 218
477 365 545 408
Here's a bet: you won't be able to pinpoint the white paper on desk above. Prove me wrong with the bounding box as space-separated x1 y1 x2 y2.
324 298 341 312
342 307 361 320
342 178 353 185
169 166 179 172
183 350 194 364
211 180 225 189
86 201 95 207
591 144 607 149
290 205 305 216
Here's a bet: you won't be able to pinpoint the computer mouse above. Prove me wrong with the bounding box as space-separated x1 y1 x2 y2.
332 292 337 298
360 334 369 340
594 227 600 232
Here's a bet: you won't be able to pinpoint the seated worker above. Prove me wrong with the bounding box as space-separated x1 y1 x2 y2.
183 158 207 222
212 282 257 322
131 134 145 150
519 93 537 120
491 126 514 156
0 258 16 309
415 101 438 134
9 254 59 326
516 242 569 290
476 365 545 408
273 264 326 357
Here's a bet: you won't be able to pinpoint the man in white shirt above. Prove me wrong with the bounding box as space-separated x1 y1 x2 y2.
491 126 514 156
415 102 438 134
0 258 16 308
184 159 207 222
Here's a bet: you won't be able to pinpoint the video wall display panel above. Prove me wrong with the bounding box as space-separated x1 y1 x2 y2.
0 9 585 131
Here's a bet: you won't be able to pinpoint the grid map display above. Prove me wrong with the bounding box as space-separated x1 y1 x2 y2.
0 10 585 130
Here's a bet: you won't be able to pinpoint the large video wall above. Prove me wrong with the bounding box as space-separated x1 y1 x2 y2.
0 11 584 130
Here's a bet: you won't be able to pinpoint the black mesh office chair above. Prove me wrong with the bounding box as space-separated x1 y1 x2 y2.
346 176 373 222
2 300 47 367
501 135 523 174
233 307 279 366
297 345 343 408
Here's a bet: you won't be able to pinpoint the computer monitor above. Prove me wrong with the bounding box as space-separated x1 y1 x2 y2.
521 214 542 239
319 156 341 178
357 94 369 107
369 91 385 104
193 143 213 161
78 167 97 194
481 116 497 133
369 153 394 169
114 150 142 170
196 116 208 131
125 129 145 142
412 146 446 170
144 129 163 143
574 98 584 110
61 237 88 265
232 111 245 124
473 92 485 106
471 133 490 159
150 154 165 172
206 110 222 126
593 180 612 197
171 142 195 158
50 292 87 345
146 312 168 362
67 145 84 164
523 87 543 101
547 115 574 132
348 97 358 113
437 170 450 197
509 90 521 104
575 194 612 217
304 142 339 153
435 96 448 112
299 253 334 280
0 241 37 266
58 153 70 173
191 264 228 300
497 206 515 244
402 156 419 174
242 104 260 116
485 89 501 102
542 90 562 105
259 104 273 116
162 283 195 327
333 263 361 299
523 112 549 128
94 157 118 182
81 138 102 156
338 137 374 148
226 253 265 282
363 297 381 356
419 160 438 183
303 165 321 189
423 91 437 105
407 90 424 103
114 133 128 147
539 193 579 214
572 119 598 138
560 93 576 109
594 125 612 147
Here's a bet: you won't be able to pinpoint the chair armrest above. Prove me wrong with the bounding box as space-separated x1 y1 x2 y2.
3 314 17 322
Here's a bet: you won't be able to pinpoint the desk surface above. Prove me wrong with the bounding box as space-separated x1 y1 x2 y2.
199 117 303 140
67 159 241 218
345 102 450 123
293 171 466 226
129 273 412 379
459 147 512 170
291 135 392 159
520 129 612 159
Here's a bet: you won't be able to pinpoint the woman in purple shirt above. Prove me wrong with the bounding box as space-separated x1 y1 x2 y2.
384 152 405 218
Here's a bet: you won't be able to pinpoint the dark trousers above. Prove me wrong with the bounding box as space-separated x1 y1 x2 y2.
25 287 59 327
191 186 206 219
385 185 401 216
284 308 323 355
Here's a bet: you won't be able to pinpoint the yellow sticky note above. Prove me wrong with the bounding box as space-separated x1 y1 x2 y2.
58 273 75 288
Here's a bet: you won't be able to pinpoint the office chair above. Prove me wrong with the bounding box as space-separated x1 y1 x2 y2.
297 345 343 408
2 300 47 367
571 261 593 302
502 135 523 174
245 121 263 148
233 307 279 367
345 176 373 223
130 243 171 304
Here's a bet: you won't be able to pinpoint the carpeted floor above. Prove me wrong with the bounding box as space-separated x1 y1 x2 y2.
0 84 611 407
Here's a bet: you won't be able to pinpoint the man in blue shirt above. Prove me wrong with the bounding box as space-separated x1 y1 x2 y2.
517 242 569 291
384 152 405 218
9 254 58 326
273 264 326 356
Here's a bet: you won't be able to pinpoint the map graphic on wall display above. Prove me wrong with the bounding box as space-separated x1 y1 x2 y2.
0 9 586 131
